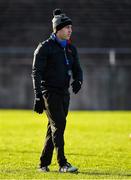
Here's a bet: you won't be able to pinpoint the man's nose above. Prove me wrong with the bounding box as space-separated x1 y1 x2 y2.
69 28 72 33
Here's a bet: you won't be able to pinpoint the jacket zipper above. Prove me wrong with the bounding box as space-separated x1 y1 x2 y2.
63 48 72 76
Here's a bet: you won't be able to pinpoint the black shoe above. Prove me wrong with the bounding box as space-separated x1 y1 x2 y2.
38 166 50 172
59 162 78 173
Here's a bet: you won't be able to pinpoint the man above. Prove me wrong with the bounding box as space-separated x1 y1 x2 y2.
32 9 83 173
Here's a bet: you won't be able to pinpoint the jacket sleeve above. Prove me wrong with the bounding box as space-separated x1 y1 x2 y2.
32 42 48 96
72 46 83 83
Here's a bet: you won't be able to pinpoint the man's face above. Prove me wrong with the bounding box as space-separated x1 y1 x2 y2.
57 25 72 40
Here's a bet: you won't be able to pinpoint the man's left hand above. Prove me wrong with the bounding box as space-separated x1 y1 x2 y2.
71 80 82 94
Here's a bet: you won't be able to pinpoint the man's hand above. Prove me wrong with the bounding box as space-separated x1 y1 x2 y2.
71 80 82 94
33 94 45 114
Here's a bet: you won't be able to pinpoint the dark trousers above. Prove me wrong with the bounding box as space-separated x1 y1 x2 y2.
40 91 70 167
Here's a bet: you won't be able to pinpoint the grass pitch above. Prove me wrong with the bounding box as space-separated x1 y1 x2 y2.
0 110 131 179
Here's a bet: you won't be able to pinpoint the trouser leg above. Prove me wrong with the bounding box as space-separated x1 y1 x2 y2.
44 92 70 167
40 121 54 167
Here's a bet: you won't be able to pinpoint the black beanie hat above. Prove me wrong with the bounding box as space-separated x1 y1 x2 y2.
52 9 72 33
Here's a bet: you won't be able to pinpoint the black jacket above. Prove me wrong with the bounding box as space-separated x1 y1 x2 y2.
32 35 83 96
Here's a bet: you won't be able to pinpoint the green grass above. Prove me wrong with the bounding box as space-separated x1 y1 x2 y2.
0 110 131 179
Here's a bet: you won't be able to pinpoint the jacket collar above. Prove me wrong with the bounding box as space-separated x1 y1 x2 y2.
50 33 71 48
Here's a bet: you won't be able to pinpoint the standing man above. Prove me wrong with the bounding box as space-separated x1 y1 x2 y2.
32 9 83 173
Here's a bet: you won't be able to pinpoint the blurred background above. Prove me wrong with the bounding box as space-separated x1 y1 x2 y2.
0 0 131 110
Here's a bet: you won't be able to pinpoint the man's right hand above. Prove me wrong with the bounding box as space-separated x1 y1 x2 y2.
33 94 45 114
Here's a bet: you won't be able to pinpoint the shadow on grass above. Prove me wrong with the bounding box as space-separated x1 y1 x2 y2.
79 171 131 177
45 170 131 177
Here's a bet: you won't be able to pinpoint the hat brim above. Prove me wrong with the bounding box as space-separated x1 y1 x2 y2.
55 20 72 32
